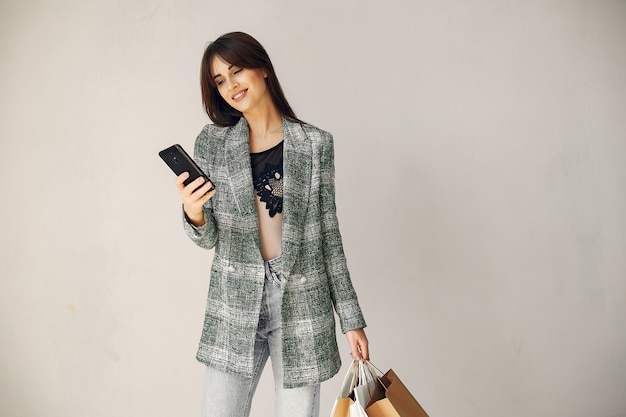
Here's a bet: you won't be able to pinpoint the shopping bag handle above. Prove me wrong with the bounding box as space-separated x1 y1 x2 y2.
362 360 390 392
365 360 384 375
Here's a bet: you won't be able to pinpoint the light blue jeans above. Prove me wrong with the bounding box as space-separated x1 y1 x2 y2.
201 257 321 417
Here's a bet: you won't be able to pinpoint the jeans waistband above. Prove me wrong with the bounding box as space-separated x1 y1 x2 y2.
264 256 283 287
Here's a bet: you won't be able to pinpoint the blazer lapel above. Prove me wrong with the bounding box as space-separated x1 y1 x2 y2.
282 119 312 274
223 117 311 272
224 117 258 217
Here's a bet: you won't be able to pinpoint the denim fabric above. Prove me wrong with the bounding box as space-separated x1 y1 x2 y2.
201 257 320 417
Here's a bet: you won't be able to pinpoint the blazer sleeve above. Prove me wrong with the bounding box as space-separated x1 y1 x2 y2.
319 132 367 333
182 125 218 250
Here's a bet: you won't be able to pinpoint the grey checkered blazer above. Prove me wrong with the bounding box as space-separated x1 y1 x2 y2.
183 117 366 388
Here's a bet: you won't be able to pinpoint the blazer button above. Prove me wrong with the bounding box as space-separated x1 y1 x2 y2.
299 276 307 284
228 266 236 273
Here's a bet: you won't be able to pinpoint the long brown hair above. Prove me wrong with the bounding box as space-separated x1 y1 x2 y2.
200 32 302 127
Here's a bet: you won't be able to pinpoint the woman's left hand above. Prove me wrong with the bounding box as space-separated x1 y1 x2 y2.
346 328 369 361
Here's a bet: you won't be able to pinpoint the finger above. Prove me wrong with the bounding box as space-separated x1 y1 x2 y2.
175 172 190 189
190 181 214 200
197 187 216 205
350 343 362 361
204 180 216 193
359 342 370 361
181 177 207 198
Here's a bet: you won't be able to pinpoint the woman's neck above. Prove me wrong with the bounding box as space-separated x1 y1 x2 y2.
245 104 284 152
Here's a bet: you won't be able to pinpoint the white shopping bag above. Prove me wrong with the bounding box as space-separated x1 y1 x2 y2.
330 360 376 417
353 360 377 409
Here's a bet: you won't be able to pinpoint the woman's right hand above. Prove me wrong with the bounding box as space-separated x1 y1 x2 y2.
175 172 216 227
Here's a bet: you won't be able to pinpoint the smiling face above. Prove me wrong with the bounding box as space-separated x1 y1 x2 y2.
210 55 271 116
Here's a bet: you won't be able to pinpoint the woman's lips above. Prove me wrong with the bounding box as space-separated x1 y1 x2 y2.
232 89 247 102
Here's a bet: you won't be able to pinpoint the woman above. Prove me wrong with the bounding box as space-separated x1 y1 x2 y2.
175 31 369 417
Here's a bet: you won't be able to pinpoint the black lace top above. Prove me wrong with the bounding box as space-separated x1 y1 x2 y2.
250 141 283 217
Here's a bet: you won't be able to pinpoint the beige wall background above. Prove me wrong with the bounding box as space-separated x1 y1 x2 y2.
1 0 625 416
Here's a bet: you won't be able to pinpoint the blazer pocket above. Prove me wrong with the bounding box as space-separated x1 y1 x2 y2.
284 274 333 321
288 274 310 286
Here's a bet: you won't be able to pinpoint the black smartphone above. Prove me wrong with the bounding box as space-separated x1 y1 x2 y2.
159 144 215 192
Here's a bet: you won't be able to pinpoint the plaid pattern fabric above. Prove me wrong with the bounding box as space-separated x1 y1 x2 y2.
183 118 366 388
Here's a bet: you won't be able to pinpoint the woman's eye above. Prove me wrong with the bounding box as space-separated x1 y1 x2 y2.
233 68 242 75
216 79 225 86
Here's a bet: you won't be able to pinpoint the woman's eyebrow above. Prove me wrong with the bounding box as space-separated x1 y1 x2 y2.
212 64 235 80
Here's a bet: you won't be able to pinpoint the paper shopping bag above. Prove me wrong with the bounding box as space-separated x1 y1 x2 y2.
330 361 356 417
330 397 357 417
365 368 429 417
330 361 373 417
353 359 377 409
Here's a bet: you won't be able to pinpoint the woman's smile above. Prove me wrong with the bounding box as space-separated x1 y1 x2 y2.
231 88 247 102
